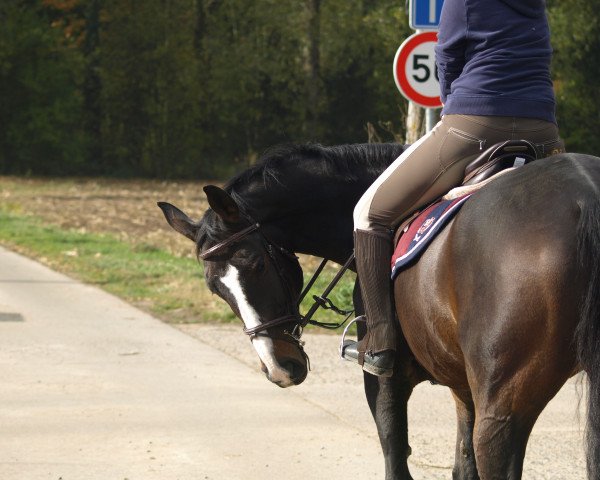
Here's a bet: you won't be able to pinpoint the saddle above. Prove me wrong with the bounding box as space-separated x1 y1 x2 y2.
391 140 541 277
397 139 541 234
462 139 539 186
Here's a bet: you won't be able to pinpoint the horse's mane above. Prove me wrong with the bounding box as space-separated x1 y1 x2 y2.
224 142 405 209
198 142 405 251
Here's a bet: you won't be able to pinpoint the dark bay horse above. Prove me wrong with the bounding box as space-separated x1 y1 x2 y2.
159 143 600 479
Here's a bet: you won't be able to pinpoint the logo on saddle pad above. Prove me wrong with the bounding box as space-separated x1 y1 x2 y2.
416 217 436 237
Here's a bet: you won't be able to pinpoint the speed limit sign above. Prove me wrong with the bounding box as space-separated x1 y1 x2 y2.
393 31 442 108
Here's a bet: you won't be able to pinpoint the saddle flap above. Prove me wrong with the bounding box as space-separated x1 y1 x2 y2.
463 140 539 186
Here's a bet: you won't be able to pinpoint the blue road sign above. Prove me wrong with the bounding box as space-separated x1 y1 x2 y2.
409 0 444 30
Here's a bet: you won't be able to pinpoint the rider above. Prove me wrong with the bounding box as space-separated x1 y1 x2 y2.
341 0 565 377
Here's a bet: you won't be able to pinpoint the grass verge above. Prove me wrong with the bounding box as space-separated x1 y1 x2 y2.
0 209 235 323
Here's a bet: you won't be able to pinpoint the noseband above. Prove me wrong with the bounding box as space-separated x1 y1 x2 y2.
199 216 354 346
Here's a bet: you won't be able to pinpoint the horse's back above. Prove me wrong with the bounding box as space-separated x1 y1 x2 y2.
453 153 595 274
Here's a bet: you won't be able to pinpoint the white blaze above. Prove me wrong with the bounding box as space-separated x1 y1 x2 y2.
220 265 293 386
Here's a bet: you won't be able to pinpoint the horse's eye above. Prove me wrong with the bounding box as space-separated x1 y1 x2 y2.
232 250 265 273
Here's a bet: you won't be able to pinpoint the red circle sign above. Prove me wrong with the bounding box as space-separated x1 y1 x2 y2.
393 31 442 108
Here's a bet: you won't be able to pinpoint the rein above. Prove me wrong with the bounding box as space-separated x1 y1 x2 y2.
199 217 354 341
296 254 355 331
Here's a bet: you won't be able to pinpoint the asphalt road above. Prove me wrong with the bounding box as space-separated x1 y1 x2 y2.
0 246 588 479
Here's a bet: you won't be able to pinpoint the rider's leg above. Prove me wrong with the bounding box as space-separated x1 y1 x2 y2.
341 227 397 377
342 119 457 376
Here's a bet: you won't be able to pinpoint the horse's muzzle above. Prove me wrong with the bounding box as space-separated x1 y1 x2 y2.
261 357 308 387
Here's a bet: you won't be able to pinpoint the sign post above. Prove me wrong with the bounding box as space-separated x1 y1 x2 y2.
396 0 444 135
409 0 444 30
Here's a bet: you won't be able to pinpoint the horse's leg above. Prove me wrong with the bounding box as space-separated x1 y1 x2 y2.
355 282 415 480
450 390 479 480
363 370 414 479
470 405 536 479
468 365 572 479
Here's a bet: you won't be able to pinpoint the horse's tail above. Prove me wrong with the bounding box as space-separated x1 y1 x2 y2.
576 197 600 478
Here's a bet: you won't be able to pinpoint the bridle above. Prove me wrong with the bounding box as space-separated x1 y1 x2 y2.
199 216 354 347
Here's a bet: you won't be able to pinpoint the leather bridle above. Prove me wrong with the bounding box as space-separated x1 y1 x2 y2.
199 216 354 345
199 222 261 260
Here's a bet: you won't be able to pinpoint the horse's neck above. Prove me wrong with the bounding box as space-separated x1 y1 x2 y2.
279 208 356 265
234 143 403 264
249 171 376 264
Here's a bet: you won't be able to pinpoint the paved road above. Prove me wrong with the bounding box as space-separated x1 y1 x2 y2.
0 246 587 479
0 246 386 479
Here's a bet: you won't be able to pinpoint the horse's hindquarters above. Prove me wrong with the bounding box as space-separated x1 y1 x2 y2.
394 155 597 478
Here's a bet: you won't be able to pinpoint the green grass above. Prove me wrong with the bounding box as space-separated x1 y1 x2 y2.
0 209 235 323
0 209 357 330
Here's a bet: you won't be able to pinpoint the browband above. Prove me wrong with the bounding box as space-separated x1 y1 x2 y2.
198 222 260 260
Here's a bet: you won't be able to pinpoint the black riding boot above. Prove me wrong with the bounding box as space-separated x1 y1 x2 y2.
341 228 396 377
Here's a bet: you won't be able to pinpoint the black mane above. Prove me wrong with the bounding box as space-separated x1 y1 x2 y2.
225 143 405 197
198 142 406 252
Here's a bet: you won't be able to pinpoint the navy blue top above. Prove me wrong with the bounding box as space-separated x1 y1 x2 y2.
435 0 556 124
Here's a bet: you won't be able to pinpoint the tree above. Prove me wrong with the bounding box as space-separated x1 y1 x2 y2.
99 0 201 177
548 0 600 154
0 1 86 174
82 0 103 170
319 0 411 144
304 0 323 139
0 0 416 177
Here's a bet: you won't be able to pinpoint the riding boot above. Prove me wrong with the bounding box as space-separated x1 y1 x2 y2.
341 228 396 377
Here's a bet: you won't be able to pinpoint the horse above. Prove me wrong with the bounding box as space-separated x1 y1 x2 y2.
159 143 600 479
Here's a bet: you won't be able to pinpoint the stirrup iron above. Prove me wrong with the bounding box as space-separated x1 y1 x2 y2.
339 315 366 358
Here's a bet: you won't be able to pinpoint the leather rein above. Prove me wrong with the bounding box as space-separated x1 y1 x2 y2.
198 217 354 344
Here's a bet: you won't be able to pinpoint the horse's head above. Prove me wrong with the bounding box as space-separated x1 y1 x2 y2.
158 185 308 387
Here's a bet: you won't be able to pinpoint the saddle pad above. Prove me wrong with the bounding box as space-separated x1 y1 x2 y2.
391 194 472 280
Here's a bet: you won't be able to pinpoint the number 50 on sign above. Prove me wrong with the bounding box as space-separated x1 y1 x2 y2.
393 31 442 108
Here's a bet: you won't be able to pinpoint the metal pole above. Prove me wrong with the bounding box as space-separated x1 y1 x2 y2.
425 107 436 133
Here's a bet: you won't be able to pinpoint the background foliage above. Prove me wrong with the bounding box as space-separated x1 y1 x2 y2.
0 0 597 179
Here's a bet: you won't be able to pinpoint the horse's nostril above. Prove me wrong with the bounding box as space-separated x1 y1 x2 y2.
282 360 308 384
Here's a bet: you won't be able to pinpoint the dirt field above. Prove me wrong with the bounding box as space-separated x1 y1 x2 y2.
0 176 211 258
0 176 333 270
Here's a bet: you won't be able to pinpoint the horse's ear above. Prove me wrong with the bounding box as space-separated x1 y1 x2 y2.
203 185 240 223
157 202 199 242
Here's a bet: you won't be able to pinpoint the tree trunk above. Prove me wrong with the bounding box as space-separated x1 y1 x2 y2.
83 0 103 170
194 0 206 57
305 0 321 139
